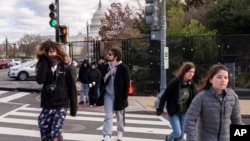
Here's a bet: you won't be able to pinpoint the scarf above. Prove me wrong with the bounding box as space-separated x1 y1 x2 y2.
48 55 61 67
103 61 122 83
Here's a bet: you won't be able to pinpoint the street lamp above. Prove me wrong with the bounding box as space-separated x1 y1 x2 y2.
86 21 90 62
13 42 16 58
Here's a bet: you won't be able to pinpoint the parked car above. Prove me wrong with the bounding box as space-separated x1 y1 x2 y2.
6 58 22 67
21 58 33 63
8 60 37 81
0 60 9 69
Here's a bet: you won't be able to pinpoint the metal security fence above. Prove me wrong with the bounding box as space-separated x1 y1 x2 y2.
69 34 250 96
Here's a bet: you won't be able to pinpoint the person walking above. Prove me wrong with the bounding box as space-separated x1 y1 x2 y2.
97 56 106 74
78 59 90 104
97 56 106 97
156 62 196 141
86 61 102 107
99 47 130 141
184 64 242 141
35 39 78 141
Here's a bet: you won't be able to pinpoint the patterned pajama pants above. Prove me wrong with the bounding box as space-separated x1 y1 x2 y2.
38 108 67 141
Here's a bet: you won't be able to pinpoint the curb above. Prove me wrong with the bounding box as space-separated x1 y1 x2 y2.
0 87 41 93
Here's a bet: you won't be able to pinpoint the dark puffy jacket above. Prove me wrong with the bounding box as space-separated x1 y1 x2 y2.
184 87 242 141
36 57 77 116
78 60 90 83
86 68 102 88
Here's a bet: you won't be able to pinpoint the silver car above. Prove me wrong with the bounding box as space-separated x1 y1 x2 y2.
8 60 38 81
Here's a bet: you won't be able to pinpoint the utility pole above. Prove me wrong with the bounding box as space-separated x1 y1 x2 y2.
154 0 167 108
5 37 8 59
13 42 16 58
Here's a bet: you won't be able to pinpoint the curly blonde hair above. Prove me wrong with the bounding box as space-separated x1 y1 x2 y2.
35 39 70 63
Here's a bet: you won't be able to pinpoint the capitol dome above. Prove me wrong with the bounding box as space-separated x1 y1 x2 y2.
89 0 105 36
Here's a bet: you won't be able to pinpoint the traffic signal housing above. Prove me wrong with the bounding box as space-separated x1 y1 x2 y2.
59 25 68 44
49 2 58 27
145 0 160 40
145 0 158 26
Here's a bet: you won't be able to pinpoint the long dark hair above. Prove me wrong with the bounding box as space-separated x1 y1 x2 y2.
173 62 196 78
197 64 231 93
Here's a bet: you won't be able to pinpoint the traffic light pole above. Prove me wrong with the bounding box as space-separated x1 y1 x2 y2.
55 0 60 42
154 0 167 108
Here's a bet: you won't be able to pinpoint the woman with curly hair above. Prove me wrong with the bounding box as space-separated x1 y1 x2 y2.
35 39 77 141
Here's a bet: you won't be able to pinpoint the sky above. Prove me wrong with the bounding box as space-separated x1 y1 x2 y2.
0 0 144 43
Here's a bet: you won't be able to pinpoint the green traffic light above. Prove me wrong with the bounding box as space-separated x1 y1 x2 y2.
49 19 57 27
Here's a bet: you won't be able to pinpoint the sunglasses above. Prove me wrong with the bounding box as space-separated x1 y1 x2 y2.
107 53 114 56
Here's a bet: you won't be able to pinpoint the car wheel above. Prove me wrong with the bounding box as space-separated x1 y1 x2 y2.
2 66 5 69
18 72 28 81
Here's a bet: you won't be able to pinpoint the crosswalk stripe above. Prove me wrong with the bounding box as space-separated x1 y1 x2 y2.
0 92 30 102
97 126 172 135
23 107 160 119
0 91 172 140
0 127 163 141
6 111 169 126
0 90 8 95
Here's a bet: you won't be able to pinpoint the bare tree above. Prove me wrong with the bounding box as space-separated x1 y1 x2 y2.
99 2 139 49
19 34 42 57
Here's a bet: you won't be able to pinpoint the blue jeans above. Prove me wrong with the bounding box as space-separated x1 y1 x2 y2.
167 113 186 141
80 83 89 102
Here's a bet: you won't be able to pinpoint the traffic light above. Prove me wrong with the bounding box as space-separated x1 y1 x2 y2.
145 0 158 26
145 0 160 40
49 2 58 27
59 25 68 44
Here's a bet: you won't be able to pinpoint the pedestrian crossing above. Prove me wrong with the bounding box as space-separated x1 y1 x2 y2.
0 90 173 141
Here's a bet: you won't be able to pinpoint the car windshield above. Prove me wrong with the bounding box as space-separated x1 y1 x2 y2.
20 60 37 67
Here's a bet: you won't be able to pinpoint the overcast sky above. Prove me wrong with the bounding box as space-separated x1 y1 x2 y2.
0 0 144 43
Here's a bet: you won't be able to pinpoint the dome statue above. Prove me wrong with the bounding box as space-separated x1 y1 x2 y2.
89 0 105 36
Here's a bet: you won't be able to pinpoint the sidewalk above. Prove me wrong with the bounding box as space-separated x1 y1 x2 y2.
0 81 249 117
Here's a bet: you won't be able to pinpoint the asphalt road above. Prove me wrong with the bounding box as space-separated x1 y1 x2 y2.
0 68 35 81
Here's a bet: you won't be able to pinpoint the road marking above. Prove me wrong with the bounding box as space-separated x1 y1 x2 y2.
5 111 169 126
0 90 8 95
0 92 30 102
0 127 163 141
97 126 172 135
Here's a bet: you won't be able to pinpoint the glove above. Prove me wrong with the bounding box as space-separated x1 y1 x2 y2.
156 108 163 116
92 81 96 86
89 83 92 88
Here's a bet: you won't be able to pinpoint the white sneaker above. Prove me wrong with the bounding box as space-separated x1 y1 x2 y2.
117 131 123 140
104 135 111 141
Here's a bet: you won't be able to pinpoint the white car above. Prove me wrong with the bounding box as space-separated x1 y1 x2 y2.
6 58 22 67
8 60 37 81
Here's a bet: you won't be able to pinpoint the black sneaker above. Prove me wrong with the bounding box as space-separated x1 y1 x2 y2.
79 101 84 104
165 135 169 141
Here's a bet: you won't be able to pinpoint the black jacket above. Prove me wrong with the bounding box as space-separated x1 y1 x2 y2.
86 68 102 88
99 63 130 110
36 56 77 116
158 77 196 116
78 60 90 83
